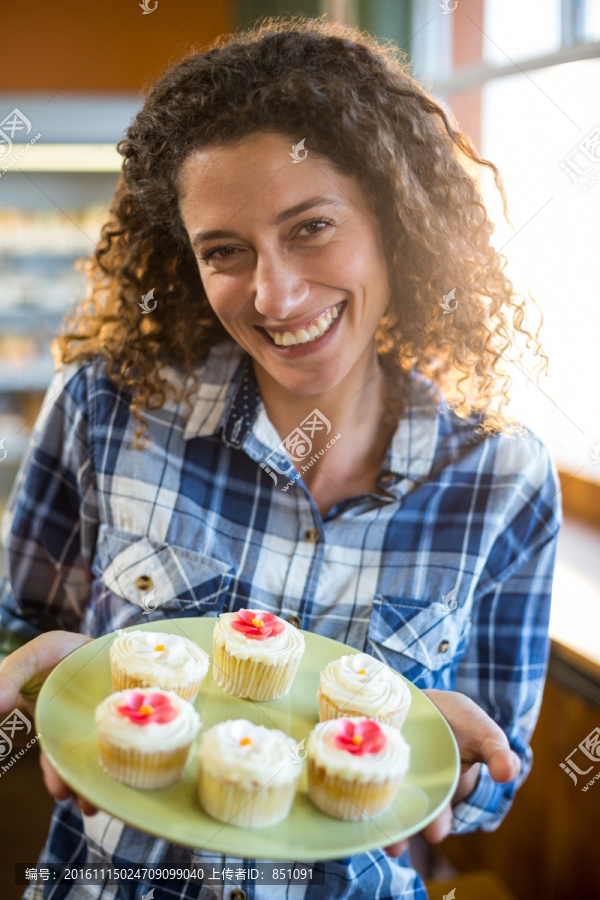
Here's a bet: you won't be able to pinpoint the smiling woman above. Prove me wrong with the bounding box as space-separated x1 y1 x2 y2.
173 129 399 510
55 15 545 450
177 137 389 391
0 14 562 900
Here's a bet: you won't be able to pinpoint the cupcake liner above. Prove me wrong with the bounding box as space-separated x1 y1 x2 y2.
212 641 302 701
306 757 401 820
97 736 193 789
110 659 204 703
198 763 299 827
317 690 410 730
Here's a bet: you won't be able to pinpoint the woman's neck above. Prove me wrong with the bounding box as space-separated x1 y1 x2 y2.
252 349 388 449
252 350 400 516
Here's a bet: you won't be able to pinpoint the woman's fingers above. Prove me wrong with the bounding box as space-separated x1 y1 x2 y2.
385 804 453 853
0 663 26 713
384 839 409 857
39 751 98 816
386 691 523 854
414 689 522 847
39 749 71 801
0 633 99 816
421 803 453 843
385 801 454 852
0 632 94 714
481 737 521 783
1 633 100 816
423 689 521 783
75 797 99 816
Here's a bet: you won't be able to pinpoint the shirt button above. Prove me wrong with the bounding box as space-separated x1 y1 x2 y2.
380 472 395 485
230 891 246 900
438 640 450 654
135 575 153 591
285 614 301 629
304 527 320 543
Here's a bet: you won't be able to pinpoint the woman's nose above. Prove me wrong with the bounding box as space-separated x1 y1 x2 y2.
253 253 309 321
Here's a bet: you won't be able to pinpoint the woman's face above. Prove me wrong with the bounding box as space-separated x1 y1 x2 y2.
178 131 391 398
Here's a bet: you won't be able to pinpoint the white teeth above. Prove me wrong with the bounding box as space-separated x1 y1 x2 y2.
265 302 344 346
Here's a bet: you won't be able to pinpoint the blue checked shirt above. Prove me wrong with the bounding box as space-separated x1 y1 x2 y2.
0 339 562 900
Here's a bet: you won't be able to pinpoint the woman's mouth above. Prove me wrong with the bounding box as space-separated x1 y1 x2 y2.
262 302 345 346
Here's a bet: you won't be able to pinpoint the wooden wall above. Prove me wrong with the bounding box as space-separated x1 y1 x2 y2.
441 673 600 899
449 0 483 152
1 0 234 93
559 472 600 529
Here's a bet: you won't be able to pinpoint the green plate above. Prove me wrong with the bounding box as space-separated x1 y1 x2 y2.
36 617 459 861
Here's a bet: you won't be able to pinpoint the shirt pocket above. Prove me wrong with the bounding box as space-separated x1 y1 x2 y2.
91 524 233 625
366 593 472 688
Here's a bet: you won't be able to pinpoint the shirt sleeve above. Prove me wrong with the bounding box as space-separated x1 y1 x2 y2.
0 362 99 642
450 432 562 833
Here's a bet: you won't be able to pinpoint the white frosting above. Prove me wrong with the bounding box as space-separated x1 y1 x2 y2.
198 719 303 786
319 653 411 716
213 611 305 664
110 630 209 687
95 688 201 751
307 717 410 782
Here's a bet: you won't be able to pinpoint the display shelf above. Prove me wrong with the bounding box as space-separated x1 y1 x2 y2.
0 357 56 393
1 250 87 259
6 143 121 173
0 206 103 399
0 311 65 334
0 97 131 471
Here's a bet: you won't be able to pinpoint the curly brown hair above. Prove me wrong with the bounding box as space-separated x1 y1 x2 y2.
56 14 547 446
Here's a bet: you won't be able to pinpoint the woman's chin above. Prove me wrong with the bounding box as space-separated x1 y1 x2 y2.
266 370 345 397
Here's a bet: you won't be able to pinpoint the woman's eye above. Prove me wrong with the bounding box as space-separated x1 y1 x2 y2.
200 246 238 263
199 219 331 265
299 218 331 237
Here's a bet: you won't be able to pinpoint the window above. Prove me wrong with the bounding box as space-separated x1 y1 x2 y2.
410 0 600 484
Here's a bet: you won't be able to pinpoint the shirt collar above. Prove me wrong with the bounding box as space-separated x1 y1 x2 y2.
182 340 441 490
182 341 249 442
383 370 441 486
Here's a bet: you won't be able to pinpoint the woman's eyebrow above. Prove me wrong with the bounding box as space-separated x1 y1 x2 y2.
191 196 345 247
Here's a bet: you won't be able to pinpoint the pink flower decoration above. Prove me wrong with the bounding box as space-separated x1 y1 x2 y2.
333 719 387 756
231 608 285 641
116 690 178 725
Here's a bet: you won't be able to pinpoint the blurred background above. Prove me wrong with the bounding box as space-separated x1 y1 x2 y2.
0 1 599 898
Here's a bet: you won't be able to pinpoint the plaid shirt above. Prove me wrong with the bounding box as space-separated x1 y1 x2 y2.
0 340 562 900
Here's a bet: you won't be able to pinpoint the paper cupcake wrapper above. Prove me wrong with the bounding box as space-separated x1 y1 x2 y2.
110 660 204 704
97 736 192 789
212 641 302 701
306 757 401 820
198 763 299 827
317 690 410 730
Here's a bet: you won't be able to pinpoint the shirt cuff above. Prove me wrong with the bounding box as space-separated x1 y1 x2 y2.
450 762 519 834
0 577 41 653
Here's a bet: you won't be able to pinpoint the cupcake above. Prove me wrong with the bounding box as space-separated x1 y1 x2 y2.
306 716 410 820
317 653 412 729
110 629 209 702
197 719 303 827
95 688 201 789
212 609 305 701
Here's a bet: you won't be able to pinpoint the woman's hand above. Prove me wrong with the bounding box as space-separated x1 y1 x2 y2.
0 631 99 815
384 689 521 856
